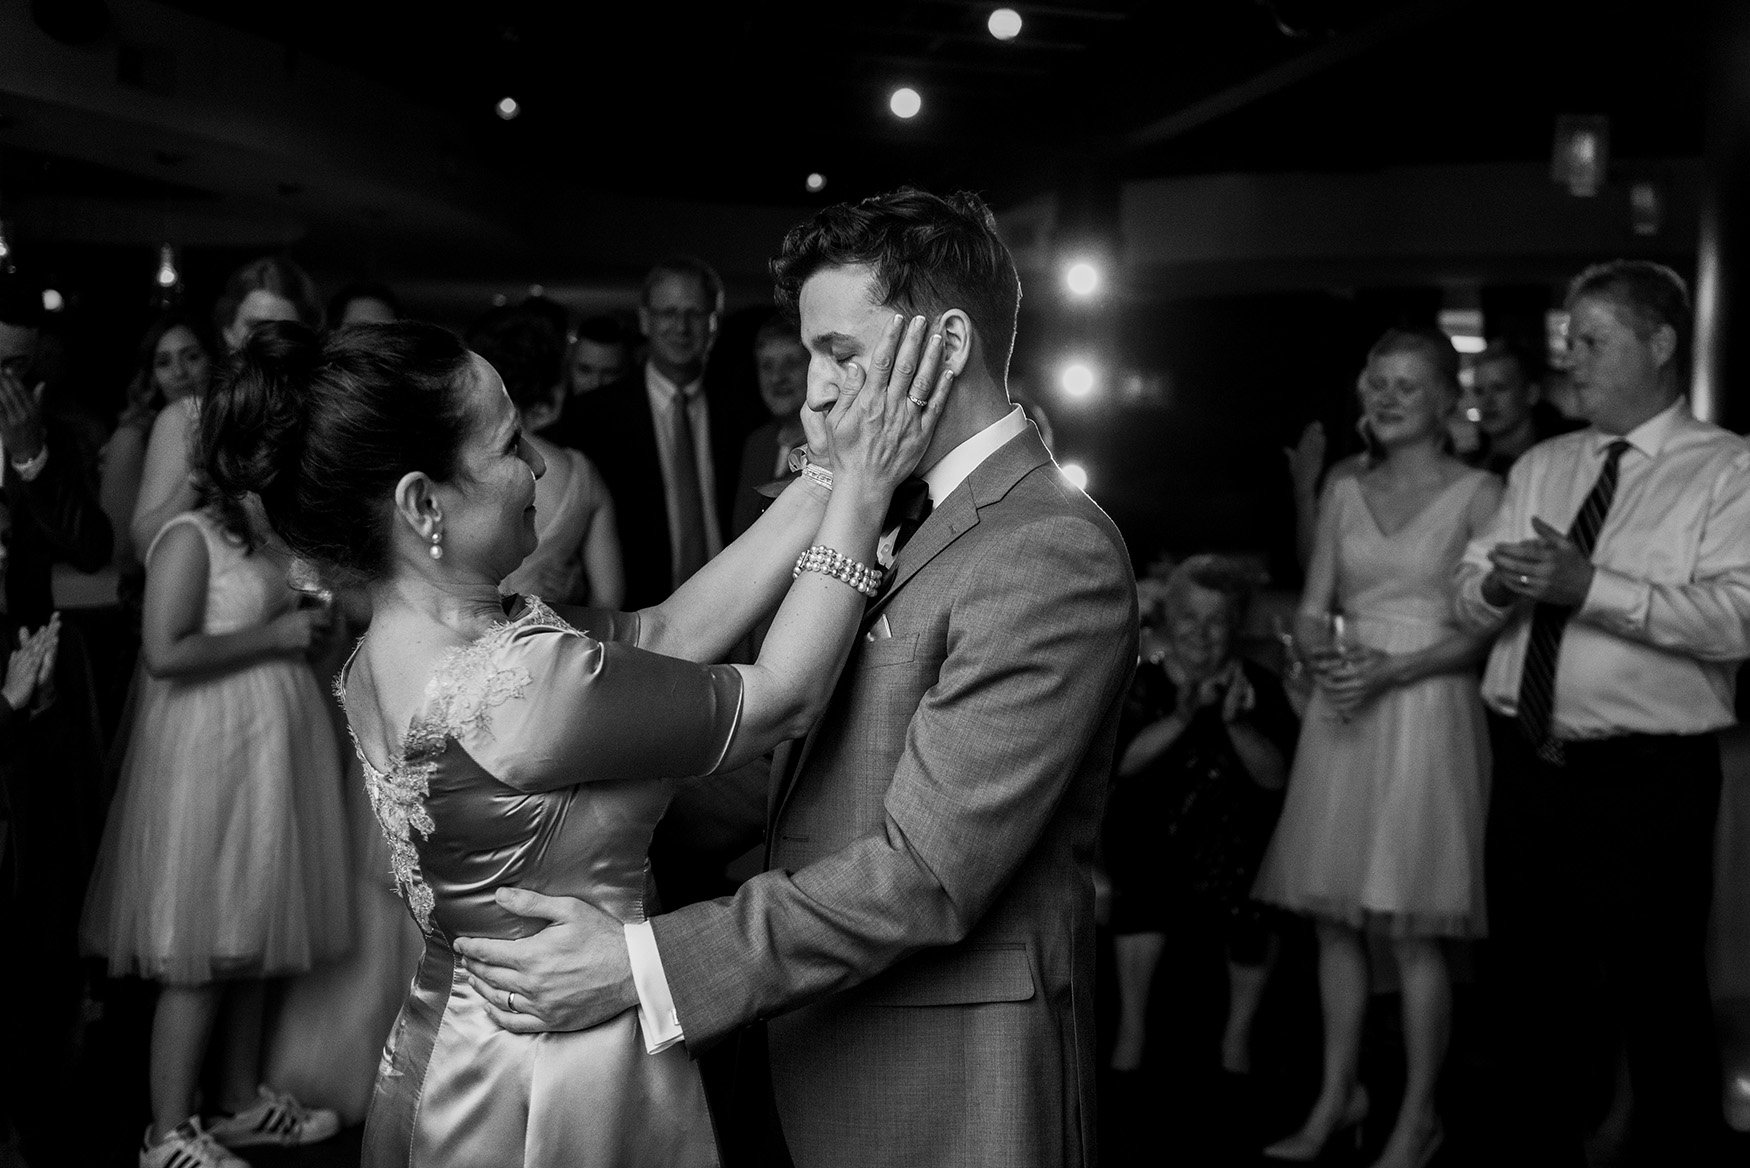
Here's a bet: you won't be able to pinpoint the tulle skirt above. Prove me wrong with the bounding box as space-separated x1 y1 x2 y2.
1252 613 1491 938
81 657 352 985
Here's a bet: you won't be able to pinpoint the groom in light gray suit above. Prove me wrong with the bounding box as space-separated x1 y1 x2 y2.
459 188 1138 1168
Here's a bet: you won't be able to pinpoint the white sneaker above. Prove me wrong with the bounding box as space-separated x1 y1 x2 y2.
139 1119 249 1168
205 1087 340 1149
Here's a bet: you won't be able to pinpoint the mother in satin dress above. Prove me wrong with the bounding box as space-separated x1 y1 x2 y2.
198 314 953 1168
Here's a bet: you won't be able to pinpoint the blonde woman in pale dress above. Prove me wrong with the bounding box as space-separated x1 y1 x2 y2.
1254 328 1501 1168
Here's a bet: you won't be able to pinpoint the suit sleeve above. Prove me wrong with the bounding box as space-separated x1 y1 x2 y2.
650 513 1137 1050
11 421 112 573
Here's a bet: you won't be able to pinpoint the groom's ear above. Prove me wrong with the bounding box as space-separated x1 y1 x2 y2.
936 309 973 378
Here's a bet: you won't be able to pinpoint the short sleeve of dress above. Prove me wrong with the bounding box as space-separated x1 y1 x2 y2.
453 622 743 794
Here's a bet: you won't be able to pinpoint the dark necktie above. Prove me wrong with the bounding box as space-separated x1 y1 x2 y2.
885 477 933 561
667 390 709 586
1516 439 1631 765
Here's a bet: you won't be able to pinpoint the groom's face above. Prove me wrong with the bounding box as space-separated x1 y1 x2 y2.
798 263 894 417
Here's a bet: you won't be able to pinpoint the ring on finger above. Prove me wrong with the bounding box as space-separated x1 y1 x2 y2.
906 393 928 409
506 990 519 1013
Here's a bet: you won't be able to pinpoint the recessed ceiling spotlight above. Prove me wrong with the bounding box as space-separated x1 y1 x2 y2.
806 172 827 193
495 96 520 120
1061 361 1095 397
1064 261 1100 297
988 8 1023 41
889 87 922 119
41 289 64 313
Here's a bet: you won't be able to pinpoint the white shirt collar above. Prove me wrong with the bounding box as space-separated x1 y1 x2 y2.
920 404 1028 504
1595 396 1688 461
644 362 702 402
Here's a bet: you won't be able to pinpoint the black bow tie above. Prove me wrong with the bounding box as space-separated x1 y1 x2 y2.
885 477 933 558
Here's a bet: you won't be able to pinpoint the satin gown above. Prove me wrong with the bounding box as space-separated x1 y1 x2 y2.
340 598 741 1167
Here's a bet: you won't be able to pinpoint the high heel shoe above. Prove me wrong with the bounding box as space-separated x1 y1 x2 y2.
1262 1084 1371 1161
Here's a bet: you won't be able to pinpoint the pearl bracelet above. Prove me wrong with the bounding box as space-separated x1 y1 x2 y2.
793 545 884 598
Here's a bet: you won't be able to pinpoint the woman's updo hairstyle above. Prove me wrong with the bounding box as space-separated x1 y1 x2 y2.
201 320 476 583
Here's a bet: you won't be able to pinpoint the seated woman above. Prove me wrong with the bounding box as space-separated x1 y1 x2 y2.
1105 555 1295 1079
201 314 951 1168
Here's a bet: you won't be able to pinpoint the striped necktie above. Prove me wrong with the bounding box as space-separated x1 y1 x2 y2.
1516 439 1631 765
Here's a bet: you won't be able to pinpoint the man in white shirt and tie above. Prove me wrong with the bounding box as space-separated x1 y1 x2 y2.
1454 260 1750 1166
550 257 739 609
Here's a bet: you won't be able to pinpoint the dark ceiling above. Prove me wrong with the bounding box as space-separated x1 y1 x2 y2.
146 0 1705 202
0 0 1713 296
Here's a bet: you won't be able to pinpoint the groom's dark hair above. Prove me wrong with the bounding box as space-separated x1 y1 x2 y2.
771 187 1022 381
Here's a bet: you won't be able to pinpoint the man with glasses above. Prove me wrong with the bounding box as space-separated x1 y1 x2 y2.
549 257 742 609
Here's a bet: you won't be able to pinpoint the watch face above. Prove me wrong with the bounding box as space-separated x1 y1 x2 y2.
787 445 811 474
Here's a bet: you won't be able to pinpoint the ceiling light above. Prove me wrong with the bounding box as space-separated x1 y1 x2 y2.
155 243 179 288
806 172 826 193
1064 261 1100 297
41 289 63 313
495 96 520 120
1061 362 1095 398
1060 462 1088 491
889 87 922 119
988 8 1023 41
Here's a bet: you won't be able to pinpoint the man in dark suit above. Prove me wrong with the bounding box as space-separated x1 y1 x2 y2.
462 189 1138 1168
0 273 114 1166
547 258 745 609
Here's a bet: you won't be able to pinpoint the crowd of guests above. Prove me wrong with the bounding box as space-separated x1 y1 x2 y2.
1105 259 1748 1167
0 249 823 1168
0 242 1742 1168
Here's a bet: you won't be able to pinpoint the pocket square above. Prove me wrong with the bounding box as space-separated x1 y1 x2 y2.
865 614 892 641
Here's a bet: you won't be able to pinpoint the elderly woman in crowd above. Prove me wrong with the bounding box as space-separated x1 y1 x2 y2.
1105 554 1296 1080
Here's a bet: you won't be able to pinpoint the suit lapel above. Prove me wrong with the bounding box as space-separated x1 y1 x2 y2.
769 426 1056 832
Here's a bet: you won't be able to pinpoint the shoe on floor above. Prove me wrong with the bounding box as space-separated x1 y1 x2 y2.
205 1087 339 1149
139 1119 249 1168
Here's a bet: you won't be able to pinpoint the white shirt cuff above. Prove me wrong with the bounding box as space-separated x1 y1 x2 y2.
624 920 684 1053
10 446 48 482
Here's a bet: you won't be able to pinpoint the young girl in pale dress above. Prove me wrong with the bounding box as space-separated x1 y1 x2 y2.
1253 329 1502 1168
82 481 351 1168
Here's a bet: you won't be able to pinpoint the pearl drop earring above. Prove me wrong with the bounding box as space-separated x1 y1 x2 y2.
429 530 443 561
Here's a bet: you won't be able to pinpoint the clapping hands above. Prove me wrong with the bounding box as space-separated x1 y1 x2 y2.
1485 517 1596 608
2 613 60 714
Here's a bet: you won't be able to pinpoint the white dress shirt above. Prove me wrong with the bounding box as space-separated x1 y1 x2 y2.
645 364 723 587
1455 398 1750 738
625 404 1034 1052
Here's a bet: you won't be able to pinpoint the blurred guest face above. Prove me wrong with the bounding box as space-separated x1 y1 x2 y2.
444 354 547 582
1166 584 1234 680
1473 355 1536 438
339 296 397 326
153 325 212 402
1563 295 1674 434
756 335 808 419
1358 351 1451 448
569 338 629 395
640 274 716 377
0 323 36 383
223 289 301 352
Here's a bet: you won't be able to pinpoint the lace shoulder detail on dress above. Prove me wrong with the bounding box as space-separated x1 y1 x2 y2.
339 599 577 934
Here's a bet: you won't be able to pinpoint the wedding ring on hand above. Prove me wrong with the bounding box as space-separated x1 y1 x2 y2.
506 991 519 1014
906 393 928 409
